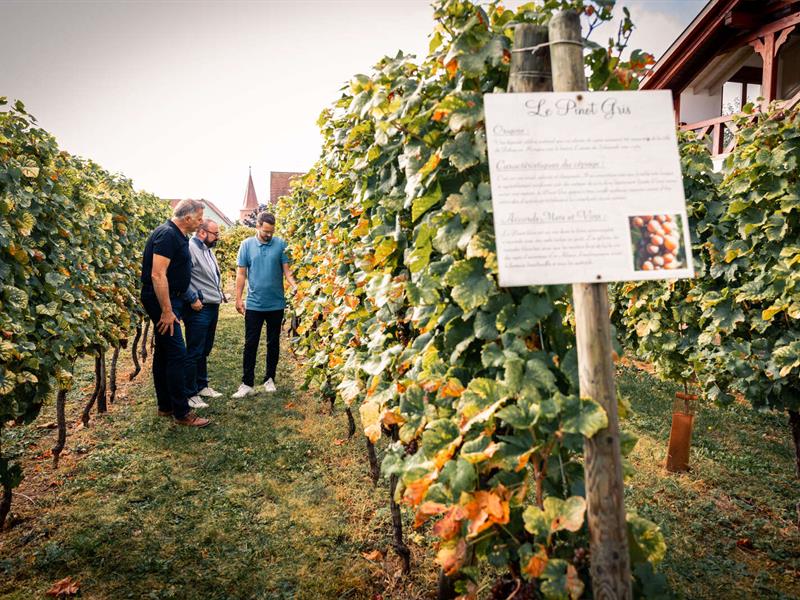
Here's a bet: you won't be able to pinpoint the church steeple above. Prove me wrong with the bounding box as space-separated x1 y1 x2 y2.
239 167 259 222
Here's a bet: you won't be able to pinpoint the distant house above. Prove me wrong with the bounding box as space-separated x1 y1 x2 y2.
642 0 800 158
167 198 233 228
269 171 303 205
237 170 304 223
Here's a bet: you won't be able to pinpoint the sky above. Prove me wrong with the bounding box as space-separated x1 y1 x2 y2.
0 0 707 221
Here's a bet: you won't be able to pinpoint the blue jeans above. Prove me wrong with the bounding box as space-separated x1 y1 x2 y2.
183 303 219 397
140 290 191 419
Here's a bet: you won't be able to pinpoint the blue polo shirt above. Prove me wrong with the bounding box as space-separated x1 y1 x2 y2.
237 235 289 311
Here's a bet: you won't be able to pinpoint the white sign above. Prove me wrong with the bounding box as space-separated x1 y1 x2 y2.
484 90 694 287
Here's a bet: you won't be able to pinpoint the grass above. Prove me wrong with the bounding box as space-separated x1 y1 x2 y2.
0 305 797 599
0 304 436 599
619 365 800 599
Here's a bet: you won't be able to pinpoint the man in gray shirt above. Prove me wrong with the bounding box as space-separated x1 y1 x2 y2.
183 218 225 408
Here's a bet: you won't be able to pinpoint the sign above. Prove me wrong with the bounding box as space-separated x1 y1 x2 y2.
484 90 694 287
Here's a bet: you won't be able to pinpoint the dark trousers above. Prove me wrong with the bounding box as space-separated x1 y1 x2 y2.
140 290 191 419
183 303 219 397
242 309 284 387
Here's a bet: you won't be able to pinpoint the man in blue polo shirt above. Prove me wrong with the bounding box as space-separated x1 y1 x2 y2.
232 212 297 398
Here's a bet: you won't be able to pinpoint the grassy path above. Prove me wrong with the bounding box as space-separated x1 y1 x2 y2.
1 304 798 599
0 304 435 599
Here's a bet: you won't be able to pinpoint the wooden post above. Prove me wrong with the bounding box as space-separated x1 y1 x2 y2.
548 11 633 599
508 24 552 94
751 27 795 106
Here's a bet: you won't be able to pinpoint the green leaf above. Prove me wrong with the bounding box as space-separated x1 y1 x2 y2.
496 292 551 336
421 419 461 459
444 258 494 312
627 512 667 566
412 183 443 223
523 496 587 541
540 559 570 600
441 131 482 172
561 396 608 438
440 457 476 499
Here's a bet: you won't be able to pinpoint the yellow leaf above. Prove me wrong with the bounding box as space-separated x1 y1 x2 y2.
382 409 406 426
418 152 442 179
462 486 511 537
403 472 438 506
432 505 467 540
567 564 585 599
436 538 467 575
361 549 384 561
445 58 458 79
724 249 741 263
46 576 80 597
761 304 786 321
359 400 382 443
522 546 549 579
439 378 465 399
352 217 369 237
373 238 397 266
414 501 448 528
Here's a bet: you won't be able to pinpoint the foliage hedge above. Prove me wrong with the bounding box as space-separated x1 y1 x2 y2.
611 103 800 475
278 1 666 597
215 224 254 288
0 98 168 521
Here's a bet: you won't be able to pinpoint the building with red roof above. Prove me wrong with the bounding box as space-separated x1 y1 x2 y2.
642 0 800 158
269 171 303 205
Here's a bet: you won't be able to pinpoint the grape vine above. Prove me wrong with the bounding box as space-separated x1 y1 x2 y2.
612 104 800 478
0 98 168 529
278 2 666 596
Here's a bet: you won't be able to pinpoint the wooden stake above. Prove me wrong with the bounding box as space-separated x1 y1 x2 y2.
508 24 552 94
52 389 68 469
548 11 633 599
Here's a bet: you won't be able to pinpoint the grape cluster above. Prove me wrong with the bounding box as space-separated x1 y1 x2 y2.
631 214 682 271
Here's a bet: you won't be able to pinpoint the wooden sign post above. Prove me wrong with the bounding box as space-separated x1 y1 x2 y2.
548 11 633 599
508 24 552 94
497 11 686 598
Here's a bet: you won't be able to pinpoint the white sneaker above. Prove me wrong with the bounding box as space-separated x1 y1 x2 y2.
231 383 255 398
263 379 277 393
188 395 209 409
198 386 223 398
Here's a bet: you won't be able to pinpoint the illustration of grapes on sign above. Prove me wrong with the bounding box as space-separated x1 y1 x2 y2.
629 214 685 271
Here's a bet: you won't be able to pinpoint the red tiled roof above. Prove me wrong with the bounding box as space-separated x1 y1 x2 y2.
270 171 304 205
642 0 798 93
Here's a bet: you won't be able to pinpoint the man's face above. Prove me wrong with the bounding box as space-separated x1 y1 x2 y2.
185 210 204 233
257 222 275 243
200 224 220 248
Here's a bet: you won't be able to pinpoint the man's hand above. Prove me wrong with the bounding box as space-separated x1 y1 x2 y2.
191 298 203 312
157 310 179 336
235 298 245 315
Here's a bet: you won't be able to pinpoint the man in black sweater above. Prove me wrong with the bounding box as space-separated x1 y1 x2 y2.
140 199 210 427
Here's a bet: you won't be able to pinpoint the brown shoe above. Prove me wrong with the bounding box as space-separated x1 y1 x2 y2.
157 409 173 417
174 411 211 427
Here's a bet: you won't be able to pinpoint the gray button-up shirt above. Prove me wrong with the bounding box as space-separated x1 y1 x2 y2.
185 236 223 304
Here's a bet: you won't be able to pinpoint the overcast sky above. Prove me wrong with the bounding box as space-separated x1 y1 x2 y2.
0 0 706 220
